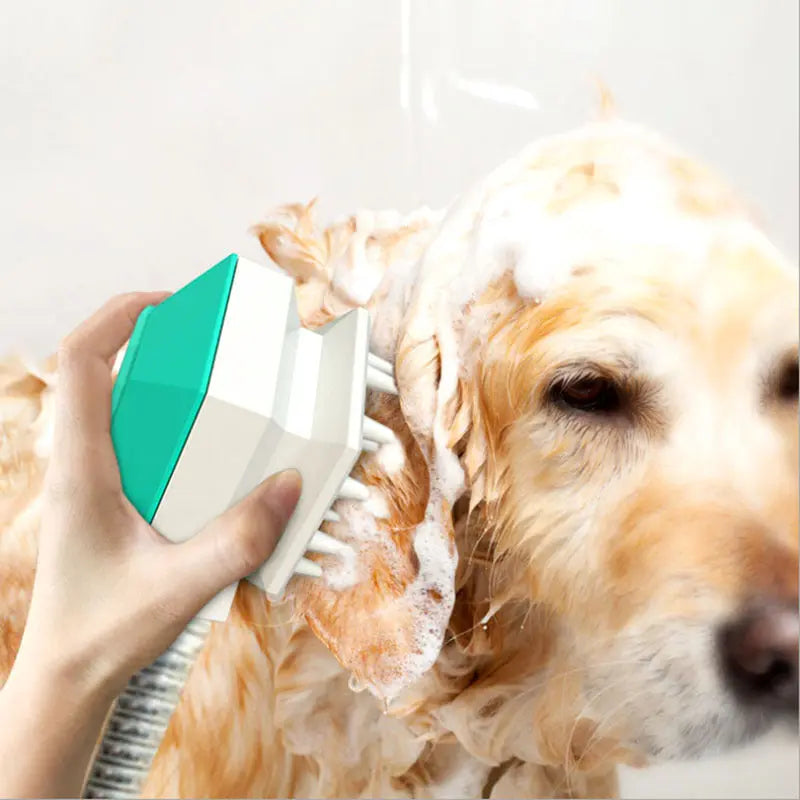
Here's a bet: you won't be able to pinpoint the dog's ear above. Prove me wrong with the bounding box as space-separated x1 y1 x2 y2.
254 203 475 699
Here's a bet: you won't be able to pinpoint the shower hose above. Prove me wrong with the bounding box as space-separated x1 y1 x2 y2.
83 618 210 799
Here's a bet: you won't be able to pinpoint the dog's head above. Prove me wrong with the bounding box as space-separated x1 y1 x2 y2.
256 121 798 770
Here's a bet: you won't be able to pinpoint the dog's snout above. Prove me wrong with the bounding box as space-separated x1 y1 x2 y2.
719 602 799 712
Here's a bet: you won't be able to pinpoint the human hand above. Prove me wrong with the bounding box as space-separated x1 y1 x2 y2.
14 292 302 701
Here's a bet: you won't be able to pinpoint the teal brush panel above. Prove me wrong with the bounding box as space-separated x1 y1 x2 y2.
110 254 238 522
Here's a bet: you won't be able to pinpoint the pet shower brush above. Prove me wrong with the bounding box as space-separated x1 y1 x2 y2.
84 254 397 798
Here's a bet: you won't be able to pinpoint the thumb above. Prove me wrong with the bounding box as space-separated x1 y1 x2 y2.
169 469 302 611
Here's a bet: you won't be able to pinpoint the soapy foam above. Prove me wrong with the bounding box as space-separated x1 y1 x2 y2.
362 489 389 519
379 504 458 701
330 210 387 305
438 122 747 326
325 482 458 699
374 436 405 475
323 540 359 591
371 122 763 368
329 207 442 309
319 500 376 591
333 499 379 543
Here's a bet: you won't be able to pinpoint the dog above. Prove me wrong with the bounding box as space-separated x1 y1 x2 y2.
1 117 797 798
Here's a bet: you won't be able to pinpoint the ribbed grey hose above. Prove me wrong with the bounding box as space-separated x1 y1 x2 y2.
83 618 211 799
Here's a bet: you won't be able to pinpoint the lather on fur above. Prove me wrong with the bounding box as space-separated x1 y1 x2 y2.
0 117 797 798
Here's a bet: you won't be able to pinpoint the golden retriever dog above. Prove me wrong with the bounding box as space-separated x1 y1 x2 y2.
1 117 797 798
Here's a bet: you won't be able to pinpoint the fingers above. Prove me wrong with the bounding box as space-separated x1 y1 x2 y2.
60 291 171 364
53 292 170 458
168 470 303 612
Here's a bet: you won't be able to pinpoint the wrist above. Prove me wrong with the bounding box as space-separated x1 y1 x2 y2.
9 635 120 717
0 638 119 799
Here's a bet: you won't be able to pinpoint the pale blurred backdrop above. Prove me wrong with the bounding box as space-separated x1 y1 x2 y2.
0 1 797 797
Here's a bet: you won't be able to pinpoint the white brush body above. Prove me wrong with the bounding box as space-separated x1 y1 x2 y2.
148 257 390 618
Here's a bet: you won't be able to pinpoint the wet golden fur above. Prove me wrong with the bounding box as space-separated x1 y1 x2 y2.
0 120 797 798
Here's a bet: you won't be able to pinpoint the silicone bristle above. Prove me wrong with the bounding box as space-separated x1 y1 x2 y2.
367 352 394 375
338 476 370 501
361 439 379 452
362 416 395 445
366 364 398 395
308 530 350 556
323 508 341 523
294 557 323 578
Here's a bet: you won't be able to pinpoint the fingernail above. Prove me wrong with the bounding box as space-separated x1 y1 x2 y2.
268 469 302 522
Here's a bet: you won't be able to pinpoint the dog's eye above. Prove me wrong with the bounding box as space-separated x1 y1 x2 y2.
552 376 621 413
776 355 798 402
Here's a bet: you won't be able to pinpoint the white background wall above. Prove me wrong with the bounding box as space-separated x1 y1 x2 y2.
0 1 797 796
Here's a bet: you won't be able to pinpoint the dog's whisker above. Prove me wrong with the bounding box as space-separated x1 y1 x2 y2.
569 682 653 784
511 655 644 707
563 678 625 787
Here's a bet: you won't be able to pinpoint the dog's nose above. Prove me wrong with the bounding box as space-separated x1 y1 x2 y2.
719 601 799 712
